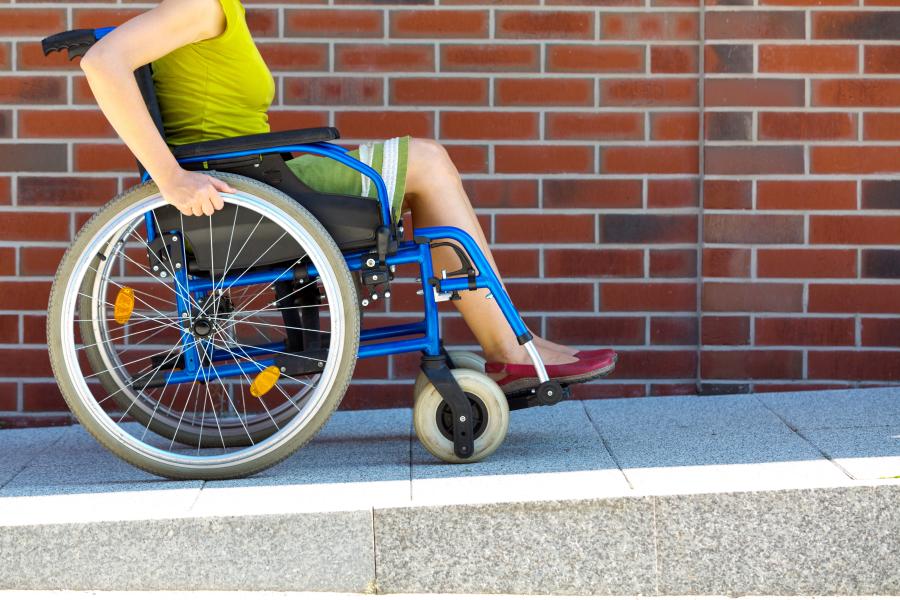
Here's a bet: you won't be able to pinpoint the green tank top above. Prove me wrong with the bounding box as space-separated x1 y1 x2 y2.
151 0 275 146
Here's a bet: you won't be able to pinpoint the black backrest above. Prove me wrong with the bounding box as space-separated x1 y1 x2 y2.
134 64 167 176
135 65 166 138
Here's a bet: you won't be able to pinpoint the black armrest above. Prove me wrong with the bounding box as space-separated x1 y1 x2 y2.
171 127 341 160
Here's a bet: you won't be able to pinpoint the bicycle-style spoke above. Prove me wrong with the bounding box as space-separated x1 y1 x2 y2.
210 329 305 416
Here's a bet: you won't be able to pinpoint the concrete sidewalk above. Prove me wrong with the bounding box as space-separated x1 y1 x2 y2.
0 388 898 594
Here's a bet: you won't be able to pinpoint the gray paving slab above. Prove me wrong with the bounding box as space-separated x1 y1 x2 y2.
803 424 900 480
374 497 657 595
582 394 790 437
655 485 900 595
203 407 411 487
584 396 850 494
191 407 412 516
758 386 900 429
0 426 75 489
410 401 630 506
0 426 70 476
26 425 130 467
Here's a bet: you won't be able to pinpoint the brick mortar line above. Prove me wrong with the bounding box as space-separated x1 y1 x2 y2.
696 0 705 392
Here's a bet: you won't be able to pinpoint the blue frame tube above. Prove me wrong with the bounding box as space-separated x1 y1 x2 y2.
414 226 530 339
359 321 426 342
166 357 275 385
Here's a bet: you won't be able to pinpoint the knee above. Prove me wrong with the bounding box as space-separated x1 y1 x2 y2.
409 138 457 182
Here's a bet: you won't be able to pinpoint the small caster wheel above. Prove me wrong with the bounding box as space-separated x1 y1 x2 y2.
413 350 486 399
446 350 487 372
413 368 509 463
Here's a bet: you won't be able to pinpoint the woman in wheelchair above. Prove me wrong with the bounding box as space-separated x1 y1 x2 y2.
43 0 616 479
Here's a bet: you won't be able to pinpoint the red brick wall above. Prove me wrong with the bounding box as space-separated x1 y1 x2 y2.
0 0 897 425
701 2 900 395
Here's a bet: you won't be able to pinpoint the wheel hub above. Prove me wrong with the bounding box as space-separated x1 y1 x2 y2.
192 318 213 338
190 292 233 339
436 392 488 442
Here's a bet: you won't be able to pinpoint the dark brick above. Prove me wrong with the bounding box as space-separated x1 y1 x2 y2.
698 383 751 395
18 176 117 206
0 76 65 104
706 11 805 40
814 11 900 40
705 44 753 73
0 110 9 137
0 143 66 172
862 250 900 279
705 214 804 244
601 214 697 244
862 180 900 209
705 111 751 140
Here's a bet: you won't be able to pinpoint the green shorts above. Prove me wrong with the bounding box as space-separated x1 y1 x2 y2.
285 135 410 226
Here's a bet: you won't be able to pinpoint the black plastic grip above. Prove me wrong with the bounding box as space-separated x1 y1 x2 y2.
41 29 97 60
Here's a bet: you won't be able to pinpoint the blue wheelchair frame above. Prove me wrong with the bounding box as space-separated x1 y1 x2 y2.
141 140 536 386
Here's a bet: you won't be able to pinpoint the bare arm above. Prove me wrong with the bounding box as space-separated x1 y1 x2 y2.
80 0 235 216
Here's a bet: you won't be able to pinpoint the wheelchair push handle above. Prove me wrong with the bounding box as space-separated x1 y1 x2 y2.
42 27 114 60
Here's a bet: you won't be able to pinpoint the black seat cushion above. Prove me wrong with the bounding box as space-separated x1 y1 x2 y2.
180 153 381 254
171 127 341 161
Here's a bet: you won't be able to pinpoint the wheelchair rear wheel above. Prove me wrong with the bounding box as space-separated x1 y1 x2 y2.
47 172 359 480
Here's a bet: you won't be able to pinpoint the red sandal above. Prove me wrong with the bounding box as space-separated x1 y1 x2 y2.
485 353 617 395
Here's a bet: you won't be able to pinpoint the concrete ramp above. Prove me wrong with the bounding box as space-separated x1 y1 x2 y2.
0 389 898 594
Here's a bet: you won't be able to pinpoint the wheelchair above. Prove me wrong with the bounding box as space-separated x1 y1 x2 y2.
41 28 576 480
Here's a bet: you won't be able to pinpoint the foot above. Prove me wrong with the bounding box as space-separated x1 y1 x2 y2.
532 334 615 362
533 335 579 357
483 346 575 385
485 353 617 395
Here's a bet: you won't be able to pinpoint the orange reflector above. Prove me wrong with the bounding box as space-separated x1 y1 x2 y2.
113 287 135 325
250 366 281 398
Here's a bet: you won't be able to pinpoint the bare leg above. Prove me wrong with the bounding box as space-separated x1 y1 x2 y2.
403 139 577 366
